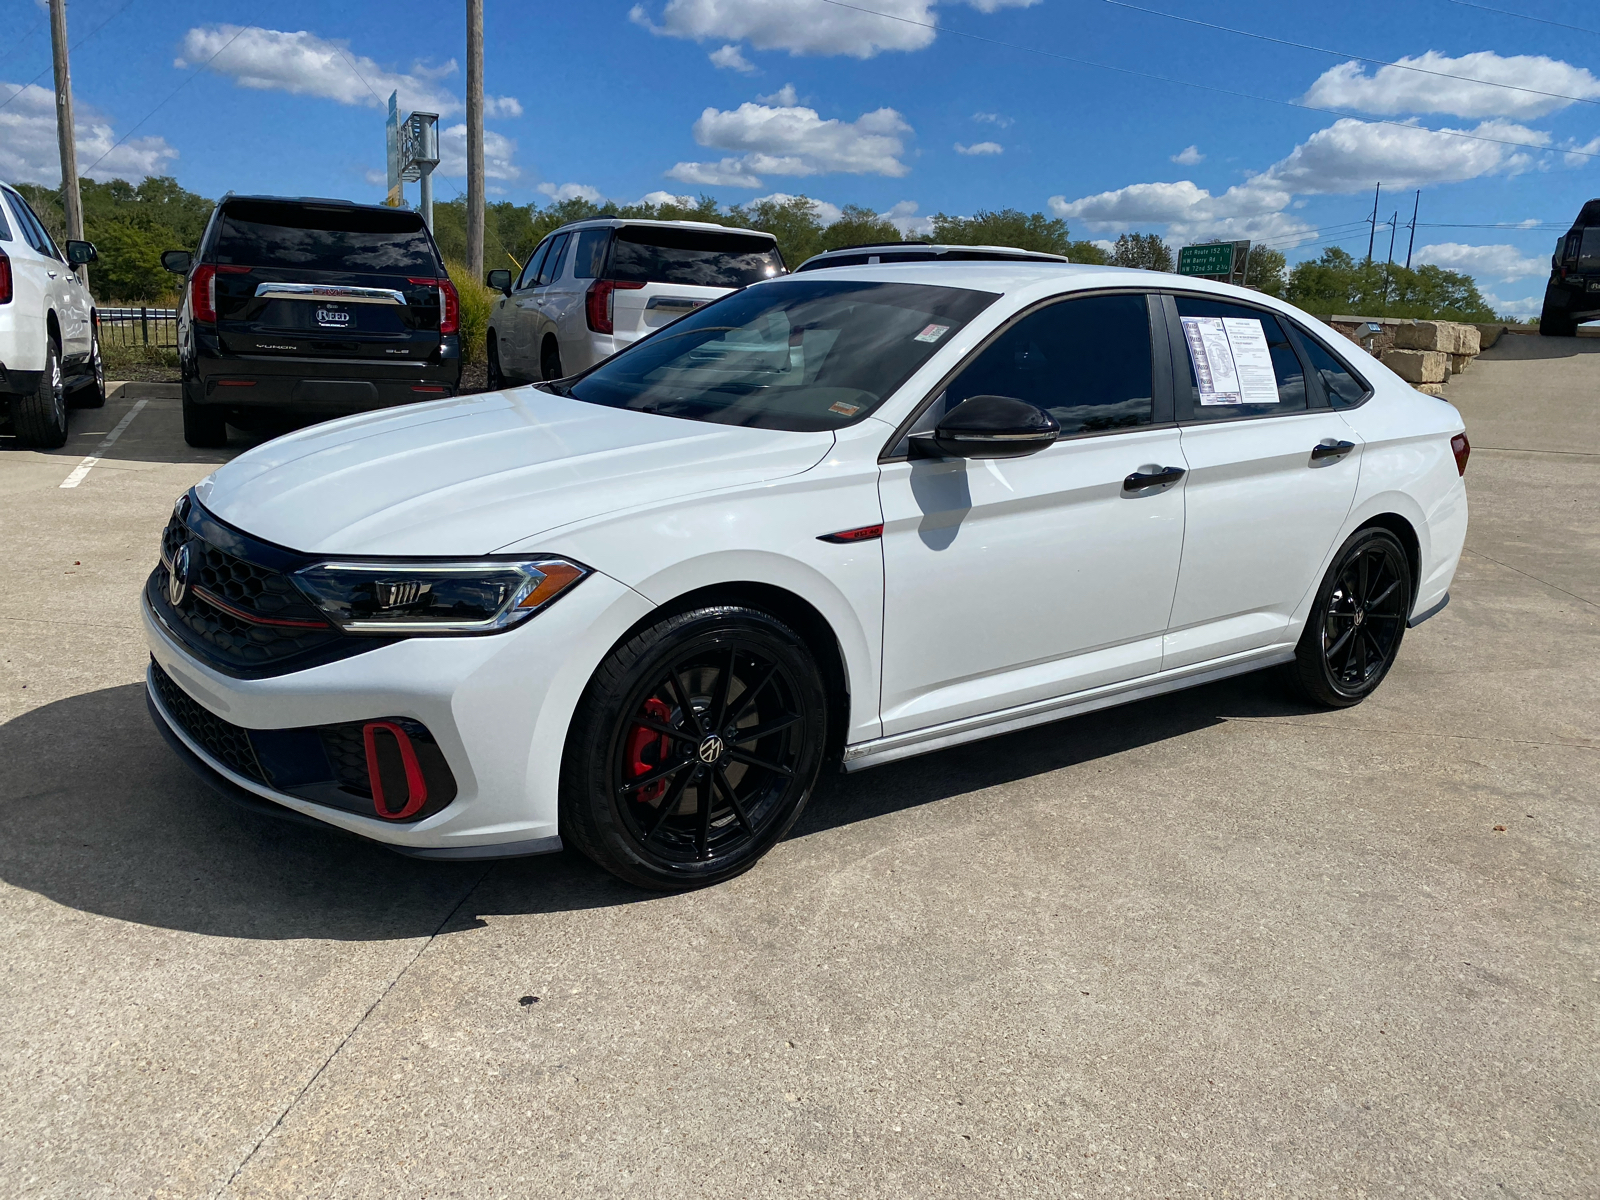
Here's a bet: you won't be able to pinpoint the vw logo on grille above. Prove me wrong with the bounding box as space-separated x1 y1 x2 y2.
697 735 725 765
168 542 192 607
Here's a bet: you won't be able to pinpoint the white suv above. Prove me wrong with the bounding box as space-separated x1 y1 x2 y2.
484 218 783 386
0 180 104 446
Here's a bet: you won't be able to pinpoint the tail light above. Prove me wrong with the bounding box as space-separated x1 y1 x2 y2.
1451 433 1470 476
190 263 217 323
0 249 11 304
410 277 460 334
585 278 645 335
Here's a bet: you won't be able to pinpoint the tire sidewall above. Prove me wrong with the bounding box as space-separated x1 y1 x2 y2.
1303 528 1412 703
563 607 828 889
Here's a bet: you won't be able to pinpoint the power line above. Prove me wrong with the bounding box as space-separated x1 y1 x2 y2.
1104 0 1600 108
0 0 140 115
1444 0 1600 38
813 0 1599 159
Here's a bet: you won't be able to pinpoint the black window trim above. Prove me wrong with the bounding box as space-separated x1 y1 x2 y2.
878 287 1174 463
1283 316 1375 412
536 232 570 287
517 236 553 292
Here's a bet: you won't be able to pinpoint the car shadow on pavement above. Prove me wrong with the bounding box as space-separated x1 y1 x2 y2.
0 672 1320 941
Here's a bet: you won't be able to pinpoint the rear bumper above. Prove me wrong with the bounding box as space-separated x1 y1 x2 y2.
1544 281 1600 320
192 358 463 411
0 367 43 398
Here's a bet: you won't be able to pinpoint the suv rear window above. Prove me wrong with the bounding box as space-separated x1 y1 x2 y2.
213 202 439 274
609 226 783 287
1579 227 1600 271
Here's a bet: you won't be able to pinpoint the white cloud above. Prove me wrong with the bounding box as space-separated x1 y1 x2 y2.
1480 289 1542 318
638 190 696 206
756 83 799 105
973 111 1013 128
436 123 520 181
629 0 1039 60
0 81 177 183
484 95 523 118
1566 135 1600 167
1171 144 1204 165
178 25 462 116
1049 178 1312 247
955 141 1003 156
537 182 604 203
1304 51 1600 120
709 44 756 72
1091 238 1116 255
667 98 913 187
1413 242 1549 281
882 199 933 237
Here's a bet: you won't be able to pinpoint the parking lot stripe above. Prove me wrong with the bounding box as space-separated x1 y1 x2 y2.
58 398 149 489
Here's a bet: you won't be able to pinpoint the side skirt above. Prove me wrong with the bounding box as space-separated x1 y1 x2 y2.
842 645 1296 772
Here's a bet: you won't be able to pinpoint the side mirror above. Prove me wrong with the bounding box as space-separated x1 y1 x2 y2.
65 240 98 265
486 269 513 294
161 249 193 274
911 394 1060 460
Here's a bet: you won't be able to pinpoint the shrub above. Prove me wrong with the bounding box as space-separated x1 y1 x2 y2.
445 260 496 362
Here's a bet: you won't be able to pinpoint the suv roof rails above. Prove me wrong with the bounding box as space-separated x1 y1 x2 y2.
825 241 931 252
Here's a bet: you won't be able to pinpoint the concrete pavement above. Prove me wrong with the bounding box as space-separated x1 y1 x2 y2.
0 352 1594 1197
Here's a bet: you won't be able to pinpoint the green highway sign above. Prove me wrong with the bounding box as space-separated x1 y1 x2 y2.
1178 242 1237 277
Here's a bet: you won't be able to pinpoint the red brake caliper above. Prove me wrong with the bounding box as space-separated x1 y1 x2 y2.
625 698 675 804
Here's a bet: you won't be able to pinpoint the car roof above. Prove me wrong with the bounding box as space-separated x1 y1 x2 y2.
802 242 1070 264
550 217 773 239
218 194 403 214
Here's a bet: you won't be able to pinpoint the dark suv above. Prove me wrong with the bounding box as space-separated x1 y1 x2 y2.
162 196 461 447
1540 198 1600 337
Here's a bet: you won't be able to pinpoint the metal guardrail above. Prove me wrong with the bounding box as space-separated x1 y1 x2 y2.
99 306 179 350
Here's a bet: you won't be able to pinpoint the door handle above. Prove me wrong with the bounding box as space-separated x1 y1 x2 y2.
47 270 59 279
1311 439 1356 461
1123 465 1186 490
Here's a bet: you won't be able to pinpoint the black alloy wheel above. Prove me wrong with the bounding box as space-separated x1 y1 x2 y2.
562 607 828 890
1290 527 1413 707
486 334 506 390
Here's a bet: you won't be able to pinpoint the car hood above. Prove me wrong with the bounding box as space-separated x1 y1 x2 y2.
195 386 837 556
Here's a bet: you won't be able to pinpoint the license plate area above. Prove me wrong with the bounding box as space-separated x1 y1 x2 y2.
259 298 407 337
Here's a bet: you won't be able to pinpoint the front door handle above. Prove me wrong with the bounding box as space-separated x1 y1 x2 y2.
1124 465 1186 490
1311 439 1356 461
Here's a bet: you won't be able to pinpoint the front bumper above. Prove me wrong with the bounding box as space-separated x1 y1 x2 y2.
143 567 653 853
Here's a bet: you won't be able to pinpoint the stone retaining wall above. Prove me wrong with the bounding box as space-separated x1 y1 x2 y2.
1317 315 1509 397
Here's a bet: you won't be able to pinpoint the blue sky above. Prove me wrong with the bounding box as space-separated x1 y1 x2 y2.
3 0 1597 313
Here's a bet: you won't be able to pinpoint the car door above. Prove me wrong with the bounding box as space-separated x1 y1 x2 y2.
524 232 570 378
877 291 1187 737
3 188 89 358
498 237 551 377
1160 292 1363 670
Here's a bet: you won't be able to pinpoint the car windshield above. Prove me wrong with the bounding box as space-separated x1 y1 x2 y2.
214 202 439 275
559 278 999 432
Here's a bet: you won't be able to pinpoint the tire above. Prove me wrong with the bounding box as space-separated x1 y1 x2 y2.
561 606 829 890
1288 527 1413 708
182 380 227 448
486 334 506 390
1539 293 1576 337
68 329 106 408
12 339 69 448
540 336 563 382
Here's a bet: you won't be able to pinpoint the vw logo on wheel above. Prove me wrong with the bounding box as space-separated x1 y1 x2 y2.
697 735 725 765
168 542 192 607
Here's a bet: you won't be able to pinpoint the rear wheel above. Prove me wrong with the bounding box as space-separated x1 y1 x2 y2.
540 335 563 382
12 339 69 448
1539 291 1576 337
69 329 106 409
1289 528 1412 708
181 379 227 448
561 606 828 890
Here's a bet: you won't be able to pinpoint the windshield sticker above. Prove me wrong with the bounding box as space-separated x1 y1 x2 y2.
1181 315 1280 405
828 400 862 416
913 323 951 343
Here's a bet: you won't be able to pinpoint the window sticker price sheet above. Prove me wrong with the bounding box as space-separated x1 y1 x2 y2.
1180 315 1280 406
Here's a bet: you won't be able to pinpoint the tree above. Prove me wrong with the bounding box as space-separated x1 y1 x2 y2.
727 194 828 268
820 204 903 253
1111 232 1173 272
1243 245 1287 296
928 208 1073 255
1064 239 1111 265
1285 247 1494 321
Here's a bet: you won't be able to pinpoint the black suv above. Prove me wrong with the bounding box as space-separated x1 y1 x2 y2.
162 196 461 447
1540 198 1600 337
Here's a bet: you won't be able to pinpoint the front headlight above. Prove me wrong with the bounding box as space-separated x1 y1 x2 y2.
292 559 588 634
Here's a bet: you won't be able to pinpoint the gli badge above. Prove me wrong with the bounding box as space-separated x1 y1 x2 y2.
168 542 192 607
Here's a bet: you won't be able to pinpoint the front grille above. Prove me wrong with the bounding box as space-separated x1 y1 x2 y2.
150 660 457 822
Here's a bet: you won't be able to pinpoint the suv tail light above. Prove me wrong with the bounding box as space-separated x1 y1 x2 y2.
1451 433 1470 476
190 263 217 323
0 249 11 304
585 279 644 335
410 277 460 334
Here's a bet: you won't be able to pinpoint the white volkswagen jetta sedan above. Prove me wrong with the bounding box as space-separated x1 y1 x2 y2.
144 263 1469 889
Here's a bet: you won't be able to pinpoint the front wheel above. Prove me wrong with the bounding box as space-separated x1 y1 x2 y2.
69 329 106 409
561 606 829 890
1289 527 1413 708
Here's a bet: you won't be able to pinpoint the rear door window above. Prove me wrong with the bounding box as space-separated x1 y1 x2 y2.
610 226 783 287
213 201 438 274
1173 295 1307 421
943 293 1155 436
4 190 61 259
536 233 569 286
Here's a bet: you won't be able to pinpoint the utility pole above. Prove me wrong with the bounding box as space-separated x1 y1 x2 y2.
1366 181 1381 266
1381 211 1399 309
49 0 87 287
1405 190 1420 270
465 0 485 280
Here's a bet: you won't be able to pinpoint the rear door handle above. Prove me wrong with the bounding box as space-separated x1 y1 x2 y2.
1124 465 1186 490
1311 439 1356 461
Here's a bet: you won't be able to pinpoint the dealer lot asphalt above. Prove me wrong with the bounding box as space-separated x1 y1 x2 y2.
1 335 1595 1198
